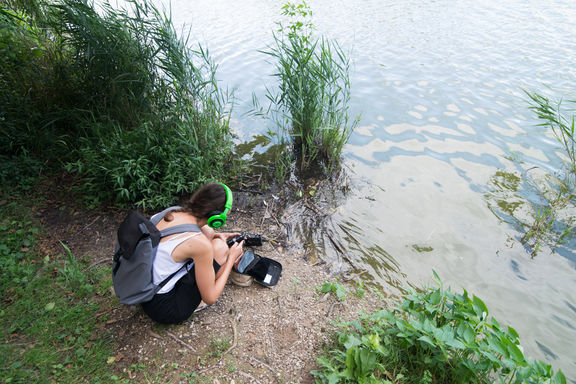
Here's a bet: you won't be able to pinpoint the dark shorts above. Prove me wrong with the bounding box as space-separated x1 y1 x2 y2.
141 260 220 324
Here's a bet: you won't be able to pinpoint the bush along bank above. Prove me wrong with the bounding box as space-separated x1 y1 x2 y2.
1 0 236 209
312 272 566 384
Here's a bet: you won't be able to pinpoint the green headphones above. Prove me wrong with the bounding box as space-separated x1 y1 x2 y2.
206 183 233 229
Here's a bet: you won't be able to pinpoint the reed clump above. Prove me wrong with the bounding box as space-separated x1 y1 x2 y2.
262 1 358 180
521 92 576 256
1 0 234 208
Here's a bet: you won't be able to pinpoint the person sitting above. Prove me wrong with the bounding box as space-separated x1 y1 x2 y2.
141 182 244 324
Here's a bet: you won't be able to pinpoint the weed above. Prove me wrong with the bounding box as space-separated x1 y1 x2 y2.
1 0 237 209
317 281 348 301
353 281 366 299
208 336 231 358
312 271 566 383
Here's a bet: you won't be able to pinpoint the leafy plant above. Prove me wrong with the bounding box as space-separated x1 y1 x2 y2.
312 272 566 383
318 281 349 302
208 336 231 358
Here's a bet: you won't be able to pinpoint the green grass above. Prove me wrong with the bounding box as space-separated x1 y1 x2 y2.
312 272 566 384
0 197 117 383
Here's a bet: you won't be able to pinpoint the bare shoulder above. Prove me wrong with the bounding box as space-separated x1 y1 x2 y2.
172 233 212 263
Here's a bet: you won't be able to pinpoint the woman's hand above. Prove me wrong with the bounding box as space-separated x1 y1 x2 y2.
228 240 244 267
212 231 241 243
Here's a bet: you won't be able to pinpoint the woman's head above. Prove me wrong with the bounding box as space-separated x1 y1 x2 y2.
164 183 230 225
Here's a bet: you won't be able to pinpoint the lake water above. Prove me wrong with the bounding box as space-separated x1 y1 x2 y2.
151 0 576 378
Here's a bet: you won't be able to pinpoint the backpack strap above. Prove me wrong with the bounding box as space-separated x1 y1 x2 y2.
150 206 182 225
157 259 193 289
160 224 201 237
150 207 202 238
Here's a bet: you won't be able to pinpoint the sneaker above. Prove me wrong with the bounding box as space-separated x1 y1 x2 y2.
230 270 253 287
194 303 210 313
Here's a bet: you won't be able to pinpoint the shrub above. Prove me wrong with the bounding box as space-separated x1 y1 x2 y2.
312 273 566 383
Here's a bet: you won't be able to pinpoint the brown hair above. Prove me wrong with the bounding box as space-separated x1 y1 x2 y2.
163 183 227 222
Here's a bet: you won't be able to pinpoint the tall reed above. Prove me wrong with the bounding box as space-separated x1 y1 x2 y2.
263 1 358 179
522 91 576 255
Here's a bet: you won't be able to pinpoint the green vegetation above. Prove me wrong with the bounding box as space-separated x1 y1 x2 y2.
260 0 358 180
0 198 116 383
317 280 349 302
312 272 566 384
1 0 235 209
521 92 576 256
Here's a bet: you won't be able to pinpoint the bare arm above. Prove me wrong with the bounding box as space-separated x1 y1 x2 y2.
186 238 244 305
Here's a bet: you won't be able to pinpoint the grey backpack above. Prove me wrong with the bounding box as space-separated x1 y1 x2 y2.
112 206 200 305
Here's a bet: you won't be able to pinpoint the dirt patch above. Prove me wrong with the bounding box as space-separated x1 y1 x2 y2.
35 182 390 383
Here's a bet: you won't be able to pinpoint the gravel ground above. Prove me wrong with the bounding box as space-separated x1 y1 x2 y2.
39 187 391 383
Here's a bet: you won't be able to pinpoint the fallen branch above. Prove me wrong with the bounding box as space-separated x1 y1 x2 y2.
249 356 282 383
236 370 263 384
85 257 110 270
326 302 344 318
165 331 197 354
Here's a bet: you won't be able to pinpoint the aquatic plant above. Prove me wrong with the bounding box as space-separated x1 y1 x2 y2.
521 92 576 256
0 0 235 208
312 272 567 383
262 0 358 180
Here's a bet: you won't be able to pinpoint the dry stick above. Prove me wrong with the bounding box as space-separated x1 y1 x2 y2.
165 331 197 354
85 257 110 270
249 356 283 383
259 201 269 230
71 215 101 239
235 370 263 384
326 302 344 318
326 232 355 264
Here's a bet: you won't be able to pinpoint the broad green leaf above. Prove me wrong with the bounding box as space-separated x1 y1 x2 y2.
552 370 567 384
343 335 362 349
506 342 526 365
429 289 442 306
356 348 377 376
418 335 435 347
472 295 488 318
507 325 519 340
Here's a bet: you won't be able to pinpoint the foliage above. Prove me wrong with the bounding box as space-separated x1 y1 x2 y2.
312 272 566 384
521 92 576 256
0 201 116 383
1 0 235 208
317 281 349 302
262 0 358 180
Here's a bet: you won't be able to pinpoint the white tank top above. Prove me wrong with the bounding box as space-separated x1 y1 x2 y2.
153 232 200 294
